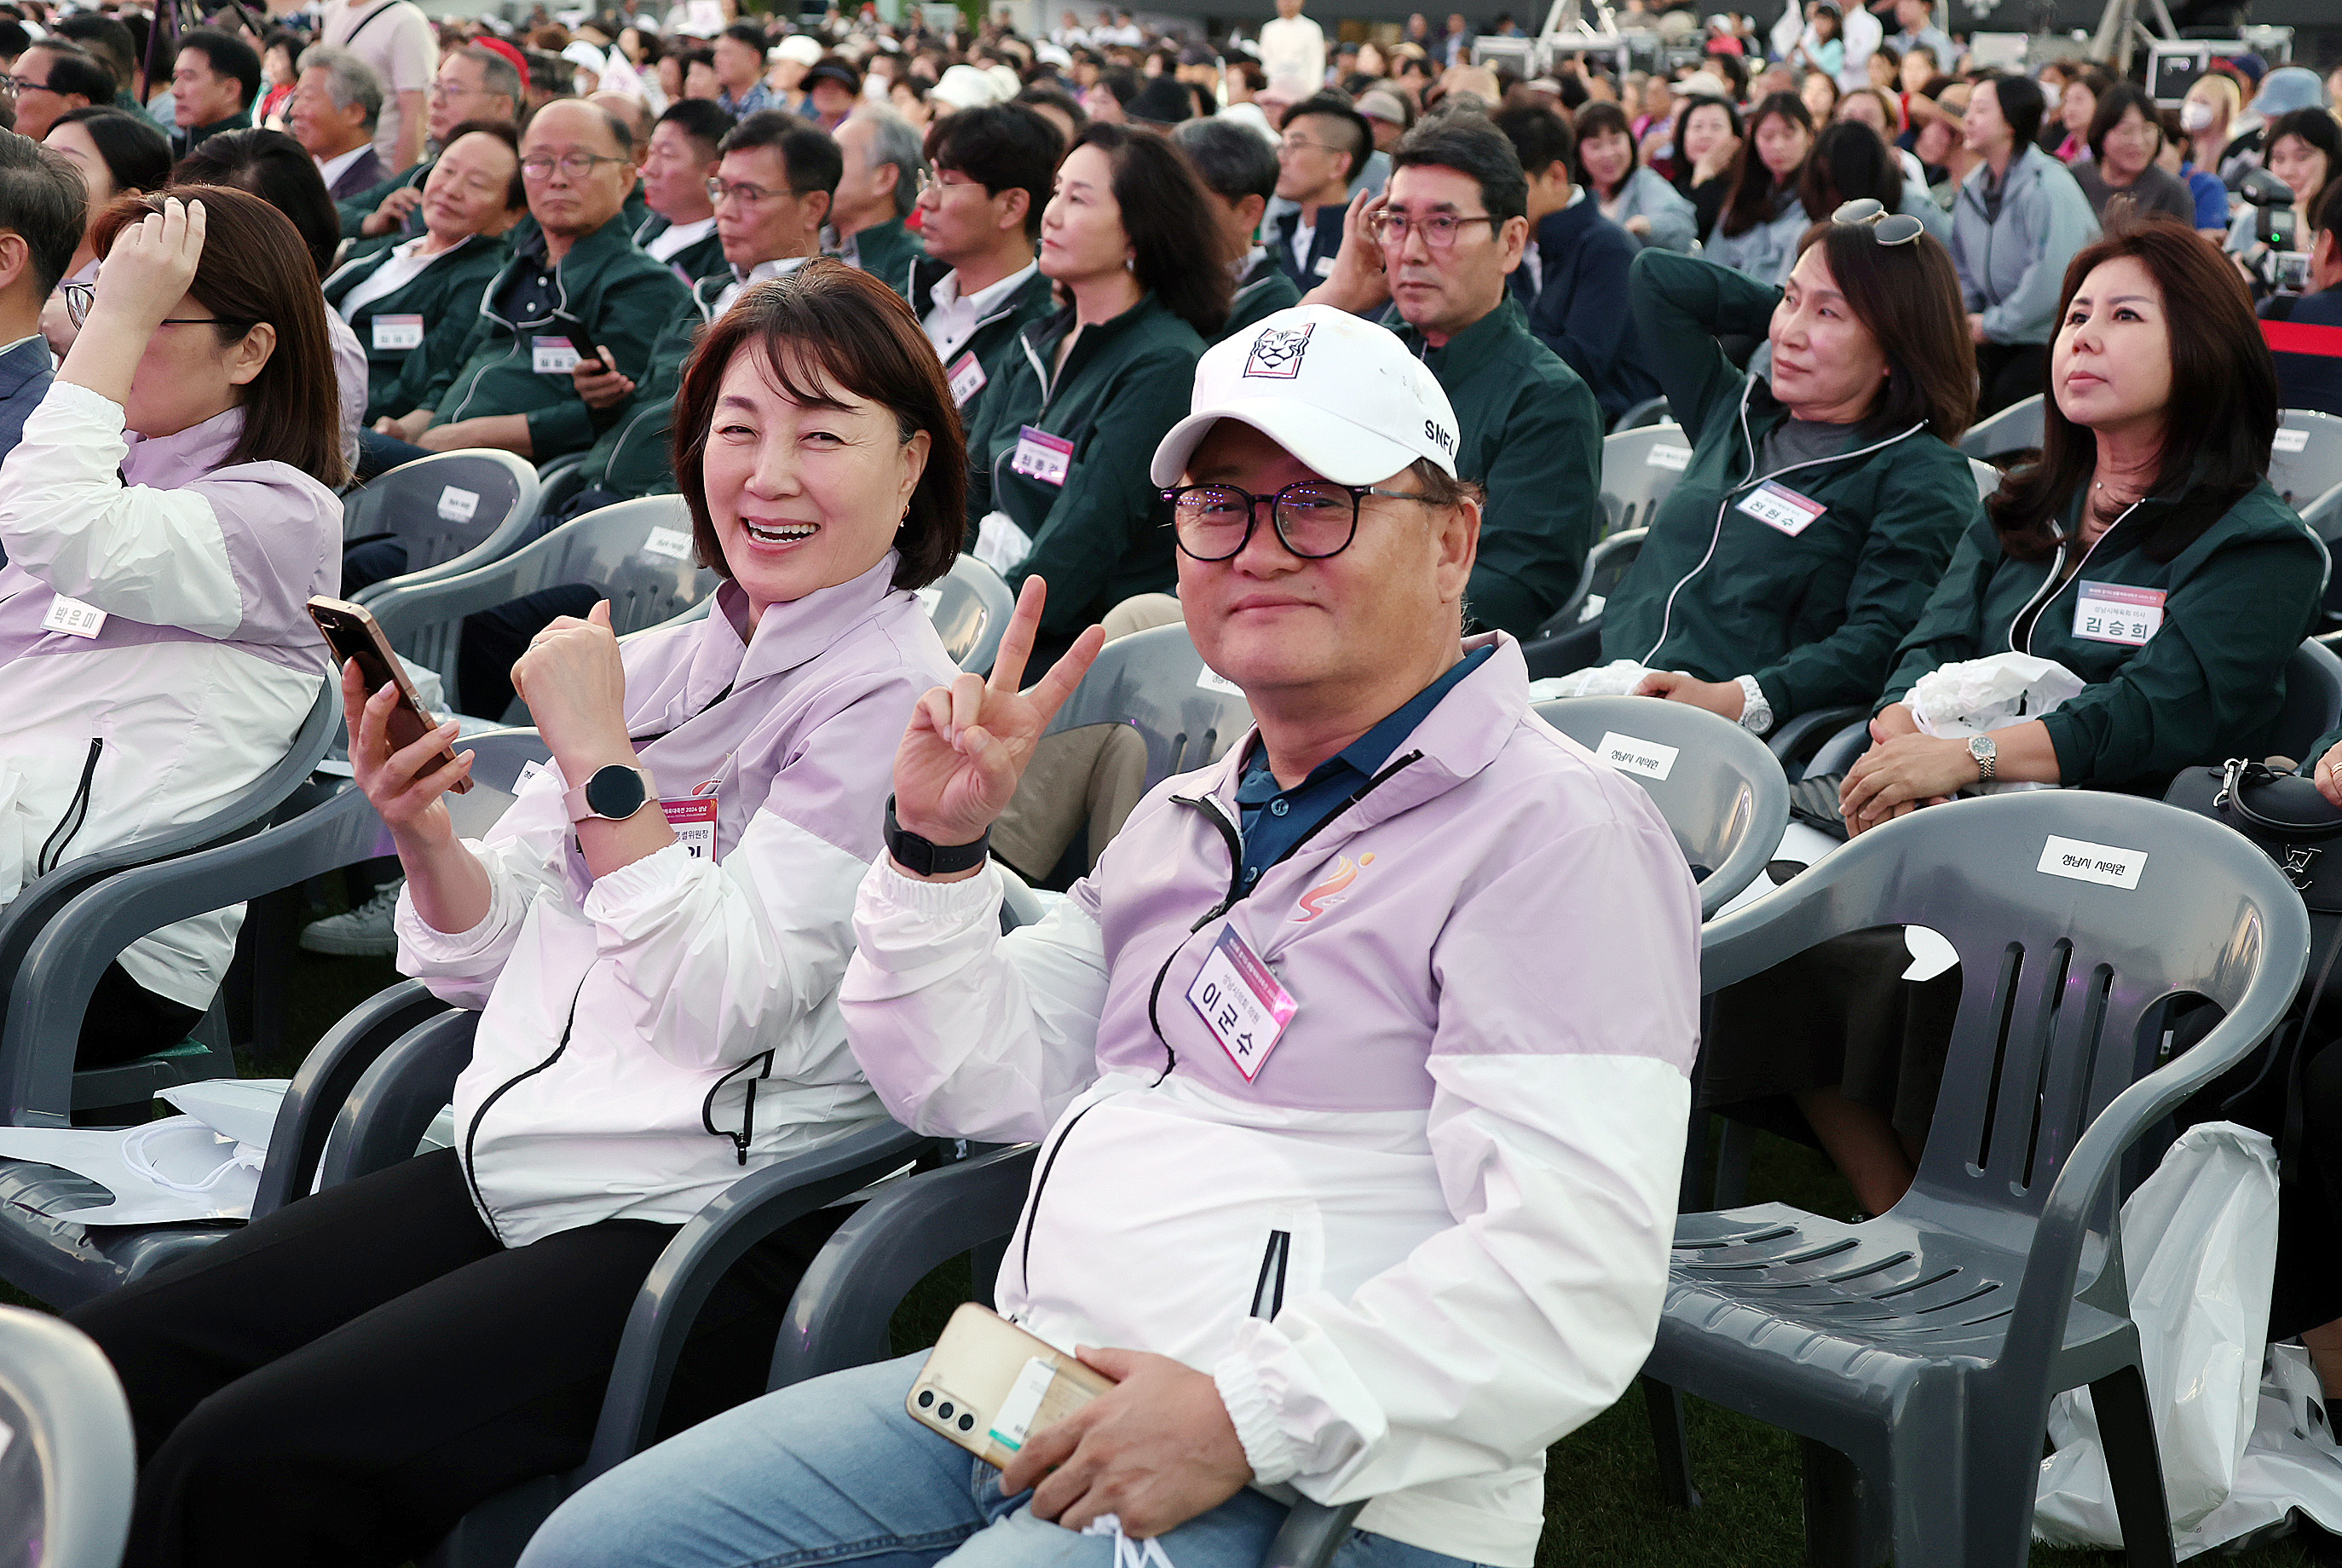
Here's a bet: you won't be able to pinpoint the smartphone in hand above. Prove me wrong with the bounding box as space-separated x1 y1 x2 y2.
905 1304 1114 1467
308 596 471 793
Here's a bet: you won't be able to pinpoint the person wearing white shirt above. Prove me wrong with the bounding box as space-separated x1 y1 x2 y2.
1258 0 1325 91
908 103 1060 421
315 0 434 176
634 99 732 287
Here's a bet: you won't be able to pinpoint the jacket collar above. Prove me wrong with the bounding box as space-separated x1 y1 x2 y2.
1018 291 1171 396
685 550 908 706
482 211 635 327
0 337 52 402
1394 293 1534 381
123 404 245 487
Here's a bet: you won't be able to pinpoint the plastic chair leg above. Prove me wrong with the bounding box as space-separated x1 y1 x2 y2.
1261 1499 1364 1568
2092 1363 2178 1568
1641 1376 1699 1509
1799 1438 1884 1568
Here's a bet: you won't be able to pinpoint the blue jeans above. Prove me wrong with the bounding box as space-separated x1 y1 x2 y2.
517 1352 1491 1568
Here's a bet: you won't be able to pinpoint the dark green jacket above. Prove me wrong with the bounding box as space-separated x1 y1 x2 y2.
1218 253 1301 343
909 257 1058 429
1604 247 1980 723
636 213 731 290
1882 480 2323 791
170 106 251 160
425 213 691 461
337 157 428 241
837 216 927 303
574 271 730 499
322 233 508 424
1389 296 1602 637
966 291 1206 657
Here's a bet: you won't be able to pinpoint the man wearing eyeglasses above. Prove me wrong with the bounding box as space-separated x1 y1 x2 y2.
1307 114 1603 639
339 43 524 245
4 43 111 142
519 300 1700 1568
371 100 688 464
907 104 1060 424
1269 93 1370 291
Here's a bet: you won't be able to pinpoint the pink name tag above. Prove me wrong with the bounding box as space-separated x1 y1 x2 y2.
532 336 580 375
2072 581 2166 646
660 793 717 860
1010 425 1075 487
947 350 986 407
1735 479 1826 537
1186 927 1298 1084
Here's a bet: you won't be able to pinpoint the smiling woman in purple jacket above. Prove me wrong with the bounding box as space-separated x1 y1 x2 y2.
0 185 343 1069
68 261 965 1568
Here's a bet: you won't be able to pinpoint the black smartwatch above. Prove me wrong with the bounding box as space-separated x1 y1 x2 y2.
884 795 990 876
563 764 656 823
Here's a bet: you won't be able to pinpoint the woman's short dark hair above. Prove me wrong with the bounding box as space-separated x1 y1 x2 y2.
672 260 963 593
171 128 337 279
1989 210 2276 564
93 185 346 487
1720 91 1811 239
2085 81 2159 163
1798 119 1901 221
1571 99 1636 194
54 107 171 199
441 118 527 210
1791 217 1976 441
1984 73 2045 151
1068 121 1232 338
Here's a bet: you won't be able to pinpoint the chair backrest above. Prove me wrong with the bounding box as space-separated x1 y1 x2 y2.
920 554 1014 673
1699 791 2307 1226
1958 394 2044 461
1042 622 1254 791
2271 410 2342 511
341 449 541 589
1970 457 2002 501
1614 395 1673 431
0 1307 134 1568
2274 637 2342 761
1544 526 1649 634
1532 696 1791 918
1599 424 1692 537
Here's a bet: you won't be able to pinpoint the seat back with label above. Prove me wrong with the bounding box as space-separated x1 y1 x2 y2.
1600 424 1693 538
343 450 542 597
1042 622 1254 792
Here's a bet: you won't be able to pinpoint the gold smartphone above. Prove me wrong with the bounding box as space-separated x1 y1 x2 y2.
907 1303 1115 1468
308 595 471 793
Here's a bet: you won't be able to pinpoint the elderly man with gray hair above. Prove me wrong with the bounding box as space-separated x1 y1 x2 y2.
291 43 386 201
830 105 929 300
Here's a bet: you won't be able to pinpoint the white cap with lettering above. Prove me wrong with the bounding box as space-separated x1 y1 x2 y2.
1150 304 1462 488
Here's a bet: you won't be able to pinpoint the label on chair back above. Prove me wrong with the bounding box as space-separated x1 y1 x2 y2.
436 486 479 524
2275 427 2309 454
640 526 695 562
1595 731 1678 781
1197 666 1243 696
1645 443 1692 471
2037 833 2148 890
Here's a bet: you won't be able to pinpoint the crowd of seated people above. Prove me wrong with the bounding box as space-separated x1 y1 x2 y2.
0 2 2334 1562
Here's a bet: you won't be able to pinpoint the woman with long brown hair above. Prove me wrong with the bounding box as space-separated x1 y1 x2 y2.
1703 90 1816 283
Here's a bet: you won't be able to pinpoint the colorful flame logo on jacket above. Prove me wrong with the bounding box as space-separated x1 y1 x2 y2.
1293 852 1375 921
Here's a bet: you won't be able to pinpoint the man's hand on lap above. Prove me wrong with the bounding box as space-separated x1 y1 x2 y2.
999 1347 1254 1540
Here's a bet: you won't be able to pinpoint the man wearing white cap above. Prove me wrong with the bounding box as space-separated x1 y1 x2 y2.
520 303 1700 1568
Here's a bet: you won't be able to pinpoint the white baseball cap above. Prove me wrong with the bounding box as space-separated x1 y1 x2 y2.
1150 305 1462 488
931 63 1001 109
774 34 825 66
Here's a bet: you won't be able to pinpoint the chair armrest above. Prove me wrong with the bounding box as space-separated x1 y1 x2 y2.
1263 1500 1366 1568
366 554 542 654
251 979 452 1219
579 1121 938 1479
315 1010 480 1191
770 1144 1039 1388
1766 705 1865 771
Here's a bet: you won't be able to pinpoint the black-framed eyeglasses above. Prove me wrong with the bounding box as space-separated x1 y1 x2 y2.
61 280 250 331
707 176 792 206
1368 210 1497 249
3 77 55 96
1162 481 1432 561
1831 197 1925 245
520 151 631 180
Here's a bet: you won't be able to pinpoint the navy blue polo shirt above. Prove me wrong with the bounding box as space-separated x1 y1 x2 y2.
1232 645 1493 891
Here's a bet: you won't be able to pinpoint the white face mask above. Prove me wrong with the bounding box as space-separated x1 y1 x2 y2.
2181 100 2215 132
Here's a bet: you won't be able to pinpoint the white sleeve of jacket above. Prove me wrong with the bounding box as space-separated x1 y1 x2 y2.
1211 816 1700 1502
839 857 1112 1144
0 381 244 635
395 775 575 1008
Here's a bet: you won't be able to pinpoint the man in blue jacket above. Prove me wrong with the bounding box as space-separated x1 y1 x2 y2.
0 133 77 487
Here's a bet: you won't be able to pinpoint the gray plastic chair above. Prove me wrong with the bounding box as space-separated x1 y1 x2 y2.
1532 696 1789 917
2271 410 2342 512
1599 424 1692 538
1614 394 1672 431
343 449 542 598
1543 525 1647 636
1958 394 2044 462
365 496 715 717
0 1306 135 1568
1644 789 2309 1568
1041 621 1255 793
1969 457 2002 500
926 553 1015 673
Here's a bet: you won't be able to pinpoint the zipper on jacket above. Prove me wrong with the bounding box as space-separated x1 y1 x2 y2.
701 1048 776 1165
1250 1230 1291 1320
461 974 590 1243
1017 1095 1108 1288
2009 499 2142 655
36 737 102 877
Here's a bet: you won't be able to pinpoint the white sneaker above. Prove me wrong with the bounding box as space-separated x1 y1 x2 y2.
299 879 404 957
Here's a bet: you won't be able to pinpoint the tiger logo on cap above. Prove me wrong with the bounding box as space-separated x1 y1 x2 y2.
1243 323 1314 379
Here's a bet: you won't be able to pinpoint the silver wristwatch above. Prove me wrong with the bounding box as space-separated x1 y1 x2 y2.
1967 734 1998 785
1733 674 1774 736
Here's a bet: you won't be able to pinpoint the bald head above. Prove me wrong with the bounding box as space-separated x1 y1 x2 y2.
521 98 637 240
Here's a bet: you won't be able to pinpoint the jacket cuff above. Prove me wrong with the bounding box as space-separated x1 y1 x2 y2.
527 401 592 458
579 838 701 931
864 853 1004 919
393 851 514 962
1213 1351 1302 1488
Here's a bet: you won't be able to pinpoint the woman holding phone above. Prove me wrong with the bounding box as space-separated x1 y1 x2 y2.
70 262 966 1568
0 186 341 1069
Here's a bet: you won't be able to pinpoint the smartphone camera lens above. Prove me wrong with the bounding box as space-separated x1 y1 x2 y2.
957 1414 975 1432
937 1401 955 1421
916 1390 935 1409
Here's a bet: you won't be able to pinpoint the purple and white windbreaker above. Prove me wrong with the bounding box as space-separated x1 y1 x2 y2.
842 633 1704 1567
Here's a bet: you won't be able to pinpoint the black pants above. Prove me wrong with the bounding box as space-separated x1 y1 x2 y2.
338 538 603 720
1976 341 2050 419
77 960 205 1069
70 1146 831 1568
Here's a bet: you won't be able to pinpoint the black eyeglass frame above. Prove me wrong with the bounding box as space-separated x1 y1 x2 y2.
60 280 253 331
1161 480 1433 562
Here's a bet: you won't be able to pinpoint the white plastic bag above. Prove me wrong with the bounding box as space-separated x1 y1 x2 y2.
1907 652 2085 739
0 1078 289 1225
1525 660 1656 701
2034 1122 2279 1549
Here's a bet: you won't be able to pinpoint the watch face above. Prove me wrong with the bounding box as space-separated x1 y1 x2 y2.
584 764 649 820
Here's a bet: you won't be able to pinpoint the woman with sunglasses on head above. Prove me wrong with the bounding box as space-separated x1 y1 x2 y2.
0 187 341 1069
1575 200 1978 751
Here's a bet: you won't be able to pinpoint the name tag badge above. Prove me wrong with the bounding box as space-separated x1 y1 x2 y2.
372 314 424 351
1010 424 1075 487
2072 581 2165 647
660 793 718 860
1312 253 1338 277
532 335 580 376
41 595 106 638
947 350 987 407
973 510 1035 576
1735 480 1826 537
640 524 695 562
1185 926 1299 1084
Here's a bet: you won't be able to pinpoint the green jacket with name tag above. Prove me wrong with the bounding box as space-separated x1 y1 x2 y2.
1602 247 1981 725
1880 477 2322 791
322 233 508 425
